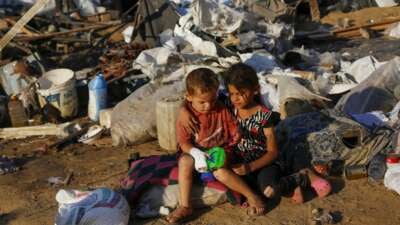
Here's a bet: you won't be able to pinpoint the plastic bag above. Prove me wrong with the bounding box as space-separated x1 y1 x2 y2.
384 165 400 195
111 81 185 146
55 188 130 225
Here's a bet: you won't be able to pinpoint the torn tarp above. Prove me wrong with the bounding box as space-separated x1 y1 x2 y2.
191 0 244 37
336 57 400 115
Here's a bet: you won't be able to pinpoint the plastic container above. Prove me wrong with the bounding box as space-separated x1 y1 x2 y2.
88 73 107 122
36 69 78 119
384 156 400 195
8 95 28 127
156 97 183 151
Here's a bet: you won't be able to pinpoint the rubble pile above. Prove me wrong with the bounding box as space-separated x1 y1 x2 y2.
1 0 400 224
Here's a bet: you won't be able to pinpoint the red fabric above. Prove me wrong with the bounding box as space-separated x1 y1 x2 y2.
176 101 241 151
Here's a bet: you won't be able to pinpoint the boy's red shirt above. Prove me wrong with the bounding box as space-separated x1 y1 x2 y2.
176 101 241 151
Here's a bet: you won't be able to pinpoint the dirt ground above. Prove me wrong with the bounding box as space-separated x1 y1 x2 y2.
1 136 400 225
2 5 400 225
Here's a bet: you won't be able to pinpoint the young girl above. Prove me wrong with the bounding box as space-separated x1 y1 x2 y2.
181 63 331 203
225 63 331 203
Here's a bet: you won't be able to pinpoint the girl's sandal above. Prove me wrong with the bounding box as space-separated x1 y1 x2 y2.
165 206 193 224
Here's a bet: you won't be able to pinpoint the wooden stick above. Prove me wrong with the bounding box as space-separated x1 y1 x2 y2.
0 0 50 52
14 22 120 42
309 0 320 22
333 17 400 37
4 18 37 36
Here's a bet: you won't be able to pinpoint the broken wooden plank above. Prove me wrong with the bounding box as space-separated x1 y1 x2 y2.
4 18 37 36
0 122 74 139
333 17 400 37
0 0 50 52
0 19 9 30
14 21 120 42
309 0 321 22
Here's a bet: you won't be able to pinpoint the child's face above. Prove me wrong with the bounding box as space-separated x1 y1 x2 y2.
186 90 218 114
227 85 257 109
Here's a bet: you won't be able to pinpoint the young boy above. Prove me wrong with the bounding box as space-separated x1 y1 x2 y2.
166 68 265 224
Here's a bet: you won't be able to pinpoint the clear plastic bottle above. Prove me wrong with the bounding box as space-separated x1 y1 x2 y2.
7 95 28 127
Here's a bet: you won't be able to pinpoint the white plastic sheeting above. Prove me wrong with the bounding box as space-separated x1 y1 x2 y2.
336 56 400 115
277 76 330 106
111 81 185 146
375 0 398 7
385 22 400 39
345 56 386 83
239 51 279 74
191 0 244 36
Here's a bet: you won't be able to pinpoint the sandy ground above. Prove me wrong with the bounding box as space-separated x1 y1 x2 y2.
1 137 400 225
2 5 400 225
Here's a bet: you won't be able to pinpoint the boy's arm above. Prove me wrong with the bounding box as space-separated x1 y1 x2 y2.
248 127 278 172
176 113 195 153
176 114 208 172
178 101 199 134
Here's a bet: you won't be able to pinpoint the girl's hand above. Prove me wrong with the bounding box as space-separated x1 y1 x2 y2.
232 163 250 176
179 107 199 134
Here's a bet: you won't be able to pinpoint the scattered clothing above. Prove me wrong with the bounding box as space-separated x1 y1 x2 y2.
120 154 242 205
0 156 19 175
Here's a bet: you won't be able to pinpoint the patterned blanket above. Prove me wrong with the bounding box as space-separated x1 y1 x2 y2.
120 154 242 205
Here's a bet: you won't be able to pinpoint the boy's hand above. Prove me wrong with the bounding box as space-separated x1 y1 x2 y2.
189 147 208 172
232 163 250 176
179 107 199 134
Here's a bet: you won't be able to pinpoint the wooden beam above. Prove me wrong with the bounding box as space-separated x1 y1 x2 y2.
14 21 120 42
0 0 50 52
0 123 74 140
4 18 37 36
333 18 400 38
309 0 321 22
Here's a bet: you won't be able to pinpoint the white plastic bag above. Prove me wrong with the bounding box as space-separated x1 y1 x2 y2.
384 165 400 195
55 188 130 225
375 0 398 7
111 81 185 146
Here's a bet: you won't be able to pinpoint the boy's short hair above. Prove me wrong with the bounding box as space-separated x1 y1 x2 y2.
225 63 259 91
186 68 219 95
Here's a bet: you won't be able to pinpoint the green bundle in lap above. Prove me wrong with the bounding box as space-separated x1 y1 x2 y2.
206 147 226 171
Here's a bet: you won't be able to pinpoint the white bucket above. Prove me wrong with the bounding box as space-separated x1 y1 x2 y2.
36 69 78 118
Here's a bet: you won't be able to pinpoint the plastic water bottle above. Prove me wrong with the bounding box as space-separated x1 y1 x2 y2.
384 156 400 195
88 73 107 122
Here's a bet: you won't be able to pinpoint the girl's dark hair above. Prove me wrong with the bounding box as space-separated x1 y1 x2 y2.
225 63 259 91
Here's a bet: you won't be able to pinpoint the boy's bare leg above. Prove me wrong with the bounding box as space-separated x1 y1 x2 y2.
178 154 194 207
213 168 265 215
166 154 194 223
